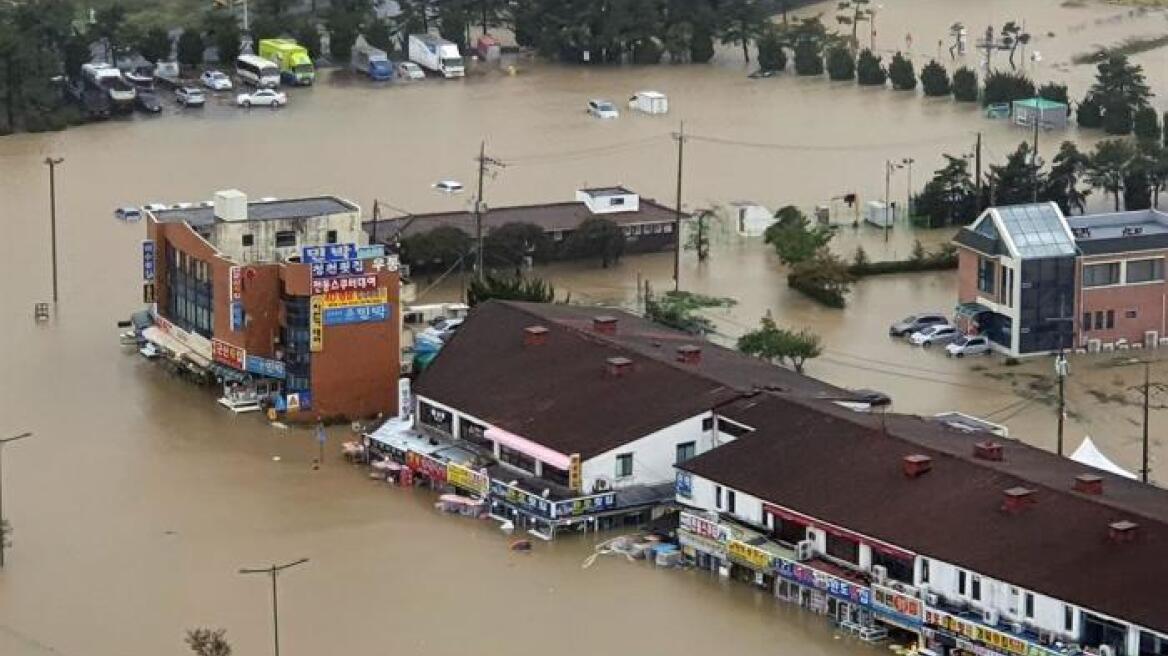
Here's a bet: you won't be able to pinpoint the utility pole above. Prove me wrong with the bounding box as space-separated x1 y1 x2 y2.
1055 349 1068 456
1141 360 1151 483
44 157 64 305
673 121 686 292
371 200 380 244
902 157 915 218
974 132 983 205
240 558 309 656
0 432 33 568
883 160 895 243
1031 102 1042 203
472 142 504 282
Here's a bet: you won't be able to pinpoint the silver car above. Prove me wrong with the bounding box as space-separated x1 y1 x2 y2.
909 324 959 347
946 335 992 358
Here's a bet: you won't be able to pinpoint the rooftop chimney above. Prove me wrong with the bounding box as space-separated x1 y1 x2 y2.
1074 473 1104 495
902 454 933 478
593 315 618 335
1001 487 1036 514
973 440 1004 461
523 325 549 347
606 356 633 377
1109 520 1139 543
213 189 248 222
676 344 702 365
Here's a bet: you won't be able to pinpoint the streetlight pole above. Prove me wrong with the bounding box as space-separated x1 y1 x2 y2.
0 432 33 568
44 157 64 305
240 558 309 656
673 121 686 292
1141 360 1150 483
475 141 486 281
902 157 915 218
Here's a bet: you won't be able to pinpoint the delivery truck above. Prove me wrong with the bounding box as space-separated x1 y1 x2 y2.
258 39 315 86
351 36 393 81
408 34 464 78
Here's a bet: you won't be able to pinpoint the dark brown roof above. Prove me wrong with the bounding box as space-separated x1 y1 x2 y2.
680 394 1168 633
414 301 850 460
363 198 679 240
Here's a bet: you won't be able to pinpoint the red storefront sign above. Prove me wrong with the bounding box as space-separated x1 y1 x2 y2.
405 451 447 484
211 338 246 370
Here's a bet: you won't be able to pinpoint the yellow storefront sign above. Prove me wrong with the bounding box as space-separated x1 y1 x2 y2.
309 295 324 352
568 453 582 493
446 462 489 496
925 609 1051 656
321 287 388 309
727 539 773 571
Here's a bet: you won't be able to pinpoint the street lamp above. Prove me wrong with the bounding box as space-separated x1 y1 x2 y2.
44 157 64 305
239 558 309 656
1045 316 1075 457
0 431 33 568
902 157 915 219
884 159 904 243
1122 357 1160 484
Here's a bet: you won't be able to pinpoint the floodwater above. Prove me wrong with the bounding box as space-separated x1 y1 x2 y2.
2 0 1167 654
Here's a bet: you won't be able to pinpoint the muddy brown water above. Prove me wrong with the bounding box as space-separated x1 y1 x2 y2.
2 1 1167 654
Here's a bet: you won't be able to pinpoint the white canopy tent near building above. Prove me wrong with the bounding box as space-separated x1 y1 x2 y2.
1070 436 1137 480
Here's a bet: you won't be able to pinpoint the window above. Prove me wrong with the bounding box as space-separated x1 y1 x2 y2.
978 257 997 294
615 453 633 478
500 445 536 473
275 230 297 248
958 570 968 596
553 230 564 242
458 418 491 448
1083 312 1092 332
242 233 254 247
717 418 754 438
971 575 982 601
1083 262 1120 287
609 196 625 206
1107 309 1115 329
1064 605 1075 632
1126 258 1164 283
675 441 696 464
543 465 569 487
1004 267 1015 307
825 532 859 564
726 489 736 514
715 485 722 509
1024 592 1035 619
326 229 338 244
701 416 714 431
774 518 806 545
920 558 930 584
663 223 673 233
1126 309 1138 319
870 551 913 583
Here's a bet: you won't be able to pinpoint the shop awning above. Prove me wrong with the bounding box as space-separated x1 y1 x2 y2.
955 302 991 318
142 326 211 369
485 427 572 471
208 363 249 384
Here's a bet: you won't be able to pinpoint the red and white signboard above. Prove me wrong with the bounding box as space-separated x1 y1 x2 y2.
212 338 246 370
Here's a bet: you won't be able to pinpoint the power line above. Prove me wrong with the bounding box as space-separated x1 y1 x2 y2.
685 131 979 154
500 134 672 165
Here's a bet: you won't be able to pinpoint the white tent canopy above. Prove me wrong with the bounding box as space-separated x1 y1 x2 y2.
1070 436 1137 480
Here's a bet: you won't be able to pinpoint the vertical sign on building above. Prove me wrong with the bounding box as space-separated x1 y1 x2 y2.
309 295 324 352
229 266 244 332
142 240 155 281
568 453 582 493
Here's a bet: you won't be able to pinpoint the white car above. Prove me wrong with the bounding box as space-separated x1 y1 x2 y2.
175 86 205 107
424 317 464 342
142 202 168 212
114 207 142 222
433 180 464 194
909 324 959 347
946 335 992 358
237 88 287 108
200 70 233 91
396 61 425 80
588 99 619 119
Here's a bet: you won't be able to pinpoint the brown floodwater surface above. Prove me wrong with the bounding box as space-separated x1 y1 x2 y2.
2 0 1168 653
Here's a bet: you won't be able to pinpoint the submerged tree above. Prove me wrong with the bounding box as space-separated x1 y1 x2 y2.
1090 53 1152 136
888 51 916 90
756 27 786 72
986 142 1044 206
1134 106 1160 142
483 222 553 268
562 217 625 267
920 60 950 97
913 155 978 227
1077 94 1103 129
952 66 978 102
855 48 885 86
763 206 835 266
467 273 555 306
982 70 1034 106
737 314 823 373
787 249 854 308
826 45 855 80
185 628 232 656
1043 141 1091 216
1086 139 1136 211
719 0 766 63
644 289 735 335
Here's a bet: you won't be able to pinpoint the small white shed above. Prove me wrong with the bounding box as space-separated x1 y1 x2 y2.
730 202 774 237
864 200 899 228
628 90 668 115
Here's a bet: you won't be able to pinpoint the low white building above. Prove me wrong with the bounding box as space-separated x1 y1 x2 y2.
730 201 775 237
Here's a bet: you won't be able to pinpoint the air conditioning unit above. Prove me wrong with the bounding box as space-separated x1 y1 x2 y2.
1146 331 1159 349
871 565 888 584
1010 622 1024 634
926 593 940 606
1087 338 1101 353
983 609 1000 625
795 539 815 562
593 477 611 492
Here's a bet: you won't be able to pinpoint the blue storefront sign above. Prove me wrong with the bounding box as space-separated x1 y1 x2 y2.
142 240 155 281
230 301 244 332
245 354 286 379
322 303 390 326
356 244 385 259
310 259 365 279
675 471 694 498
776 559 872 606
302 244 358 264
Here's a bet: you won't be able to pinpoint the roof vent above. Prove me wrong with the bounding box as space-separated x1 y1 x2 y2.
902 454 932 478
1073 473 1103 495
1001 487 1036 514
973 440 1004 461
1109 520 1139 543
676 344 702 365
593 315 618 335
605 356 633 377
523 325 549 347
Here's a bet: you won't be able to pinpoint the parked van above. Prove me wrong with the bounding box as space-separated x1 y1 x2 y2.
628 90 668 114
235 54 281 88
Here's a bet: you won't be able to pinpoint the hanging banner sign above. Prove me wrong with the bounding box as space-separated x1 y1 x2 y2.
142 240 156 281
322 303 389 326
728 539 775 571
322 288 388 309
230 301 244 332
230 266 243 301
211 338 246 370
311 274 378 295
309 295 324 352
245 354 286 379
310 259 365 279
302 244 358 264
776 560 872 607
679 512 732 544
356 244 386 259
446 462 489 496
142 283 156 303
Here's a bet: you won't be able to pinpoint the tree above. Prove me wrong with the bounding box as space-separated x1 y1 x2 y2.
793 39 822 76
400 226 472 269
644 289 734 335
663 22 694 63
562 217 625 267
204 11 242 65
92 3 128 61
438 1 469 53
920 60 950 97
888 51 915 90
685 208 718 261
1077 94 1103 129
690 23 715 63
1134 106 1160 142
763 206 835 265
986 142 1043 206
982 70 1033 106
137 27 173 63
952 66 978 102
855 48 885 86
365 18 395 52
718 0 765 63
483 222 553 267
756 28 786 72
1037 82 1069 107
787 249 854 308
176 29 205 69
1090 53 1152 136
789 16 827 76
294 21 321 59
185 628 231 656
826 45 854 80
737 314 822 373
1043 141 1090 215
999 21 1030 71
467 273 555 306
1086 139 1136 211
1138 140 1168 208
912 155 978 227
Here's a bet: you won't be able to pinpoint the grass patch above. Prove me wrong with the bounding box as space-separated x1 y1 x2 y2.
1072 34 1168 65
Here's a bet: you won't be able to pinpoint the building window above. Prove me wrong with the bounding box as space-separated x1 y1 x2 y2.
609 197 625 206
458 418 491 448
716 418 754 438
1126 309 1138 319
1024 592 1035 619
1126 258 1164 283
543 465 569 487
675 441 696 464
326 229 338 244
552 230 563 242
715 485 722 509
871 551 913 583
978 257 996 294
1004 267 1015 307
1083 312 1092 332
1083 262 1120 287
275 230 297 248
920 558 930 584
499 444 536 473
774 518 806 545
663 223 673 233
726 489 736 514
242 233 254 247
958 570 967 596
971 574 982 601
1064 605 1075 632
825 532 860 564
615 453 633 478
701 416 714 431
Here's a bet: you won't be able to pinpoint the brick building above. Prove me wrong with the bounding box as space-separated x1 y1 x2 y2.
142 190 402 420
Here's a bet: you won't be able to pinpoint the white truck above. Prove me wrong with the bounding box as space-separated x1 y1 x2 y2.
408 34 464 78
351 35 393 80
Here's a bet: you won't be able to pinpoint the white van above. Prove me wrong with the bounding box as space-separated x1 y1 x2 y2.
235 54 281 88
628 90 668 115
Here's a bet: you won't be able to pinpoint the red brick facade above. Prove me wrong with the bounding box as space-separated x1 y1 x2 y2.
1078 254 1168 348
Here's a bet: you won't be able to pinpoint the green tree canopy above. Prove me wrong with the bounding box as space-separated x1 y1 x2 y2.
920 60 950 97
176 29 205 68
137 26 173 63
1086 139 1136 211
826 45 854 80
756 28 786 72
888 51 915 90
952 66 978 102
467 273 555 306
856 48 885 86
1077 94 1103 128
787 249 854 308
987 142 1043 206
737 314 822 373
764 206 835 266
644 289 735 335
1090 53 1151 135
483 222 553 267
400 226 473 269
1043 141 1090 216
982 70 1033 106
1134 106 1160 142
718 0 766 63
562 217 625 267
913 155 978 228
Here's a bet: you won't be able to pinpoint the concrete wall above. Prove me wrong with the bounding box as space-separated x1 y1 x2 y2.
582 413 712 491
211 208 367 265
